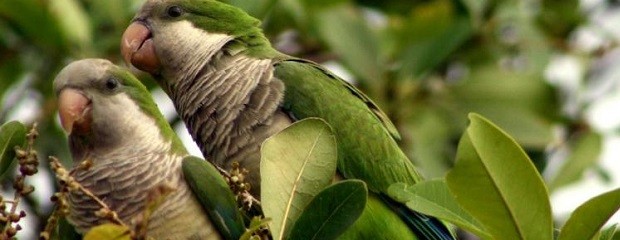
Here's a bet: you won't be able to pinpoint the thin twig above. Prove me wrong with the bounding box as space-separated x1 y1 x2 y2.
48 156 129 229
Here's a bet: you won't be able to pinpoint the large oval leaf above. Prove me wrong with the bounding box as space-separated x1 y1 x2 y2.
446 113 553 239
183 156 246 240
387 180 490 239
261 118 337 240
287 180 367 240
83 224 131 240
0 121 27 178
558 188 620 240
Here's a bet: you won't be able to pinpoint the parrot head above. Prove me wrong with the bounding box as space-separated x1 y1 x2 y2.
121 0 273 87
54 59 184 159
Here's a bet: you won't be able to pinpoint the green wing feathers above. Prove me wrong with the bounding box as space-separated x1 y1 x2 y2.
274 59 422 192
182 156 245 240
274 59 454 240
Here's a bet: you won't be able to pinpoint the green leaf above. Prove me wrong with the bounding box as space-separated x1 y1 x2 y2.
287 180 367 240
558 188 620 240
261 118 337 240
548 131 602 191
387 180 490 239
446 113 553 240
83 224 131 240
183 156 245 240
0 121 27 178
598 224 619 240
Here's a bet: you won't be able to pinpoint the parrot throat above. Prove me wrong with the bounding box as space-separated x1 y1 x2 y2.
165 52 291 194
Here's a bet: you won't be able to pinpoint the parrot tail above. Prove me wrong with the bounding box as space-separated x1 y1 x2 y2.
380 194 455 240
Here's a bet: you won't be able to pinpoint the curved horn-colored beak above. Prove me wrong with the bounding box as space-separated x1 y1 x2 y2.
58 89 92 134
121 22 161 74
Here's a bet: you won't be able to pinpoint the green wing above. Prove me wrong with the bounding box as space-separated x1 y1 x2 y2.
274 59 454 240
274 59 420 193
182 156 245 240
58 217 82 240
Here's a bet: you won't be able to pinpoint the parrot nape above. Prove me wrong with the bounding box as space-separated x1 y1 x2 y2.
120 0 453 239
54 59 244 240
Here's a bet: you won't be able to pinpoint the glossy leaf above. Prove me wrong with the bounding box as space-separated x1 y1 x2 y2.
183 156 246 240
0 121 27 178
558 188 620 240
287 180 367 240
387 180 490 239
261 118 337 240
446 113 553 240
83 224 131 240
549 131 602 191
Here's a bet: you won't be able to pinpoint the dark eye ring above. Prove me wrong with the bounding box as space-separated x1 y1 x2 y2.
105 78 119 90
167 6 183 18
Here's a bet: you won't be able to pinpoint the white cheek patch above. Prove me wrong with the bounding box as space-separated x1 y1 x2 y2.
105 93 169 151
157 20 234 83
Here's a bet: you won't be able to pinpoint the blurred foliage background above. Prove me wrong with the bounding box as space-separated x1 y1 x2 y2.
0 0 619 238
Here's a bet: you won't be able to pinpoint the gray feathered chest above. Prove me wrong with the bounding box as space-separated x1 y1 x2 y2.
67 146 181 232
167 53 292 195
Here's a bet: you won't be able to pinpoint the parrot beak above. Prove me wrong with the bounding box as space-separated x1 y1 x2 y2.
121 21 161 74
58 88 92 134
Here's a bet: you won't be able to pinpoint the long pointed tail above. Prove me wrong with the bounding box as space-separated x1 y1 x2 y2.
380 194 454 240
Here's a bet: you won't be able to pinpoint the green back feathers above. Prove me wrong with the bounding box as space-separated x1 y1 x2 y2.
275 60 421 193
110 68 187 155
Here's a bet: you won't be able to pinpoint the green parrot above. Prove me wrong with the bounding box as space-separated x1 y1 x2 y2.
120 0 453 239
54 59 245 240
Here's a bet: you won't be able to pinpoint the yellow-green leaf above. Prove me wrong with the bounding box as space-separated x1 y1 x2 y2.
83 224 131 240
446 113 553 240
558 188 620 240
261 118 337 240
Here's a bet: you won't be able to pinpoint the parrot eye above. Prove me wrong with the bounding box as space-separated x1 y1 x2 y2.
166 6 183 18
105 78 119 90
